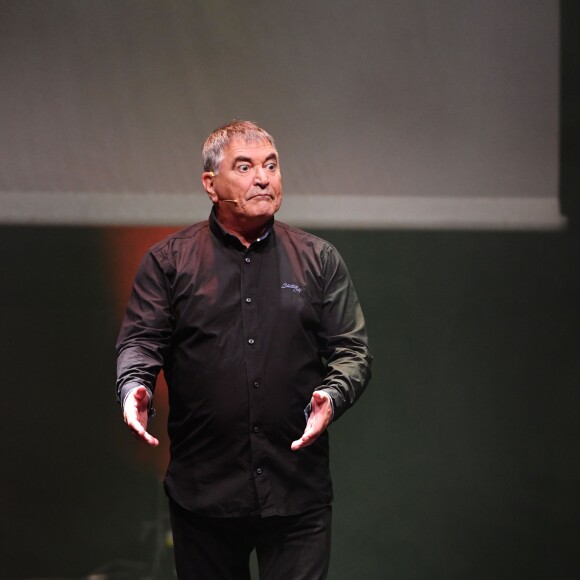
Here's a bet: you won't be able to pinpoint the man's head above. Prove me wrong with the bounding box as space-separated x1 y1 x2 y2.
201 121 282 237
202 120 276 175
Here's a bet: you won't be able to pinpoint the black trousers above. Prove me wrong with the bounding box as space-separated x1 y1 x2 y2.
168 499 332 580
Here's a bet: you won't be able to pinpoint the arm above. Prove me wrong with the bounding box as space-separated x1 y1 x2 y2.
292 244 372 450
316 244 372 418
116 249 173 443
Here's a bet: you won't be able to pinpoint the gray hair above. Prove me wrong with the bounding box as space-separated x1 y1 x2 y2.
202 120 276 174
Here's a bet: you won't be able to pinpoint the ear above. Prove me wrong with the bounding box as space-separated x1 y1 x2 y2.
202 171 218 203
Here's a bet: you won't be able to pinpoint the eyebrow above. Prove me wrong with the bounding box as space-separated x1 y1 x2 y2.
231 153 278 168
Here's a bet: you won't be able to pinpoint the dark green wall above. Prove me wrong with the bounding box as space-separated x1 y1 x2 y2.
0 227 163 578
322 227 580 580
0 225 578 579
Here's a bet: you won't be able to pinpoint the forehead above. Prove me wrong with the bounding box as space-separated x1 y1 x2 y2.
221 138 278 164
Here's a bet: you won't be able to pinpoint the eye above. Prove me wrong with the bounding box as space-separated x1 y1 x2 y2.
265 162 277 171
238 164 250 173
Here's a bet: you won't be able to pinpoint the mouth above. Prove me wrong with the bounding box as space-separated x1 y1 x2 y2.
248 193 274 201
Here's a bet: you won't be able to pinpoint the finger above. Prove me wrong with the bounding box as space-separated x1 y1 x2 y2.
291 422 315 451
126 418 145 438
142 431 160 447
291 414 329 452
291 430 316 451
126 418 159 446
129 424 160 446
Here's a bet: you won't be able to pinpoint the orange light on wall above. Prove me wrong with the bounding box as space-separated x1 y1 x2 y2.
103 226 179 479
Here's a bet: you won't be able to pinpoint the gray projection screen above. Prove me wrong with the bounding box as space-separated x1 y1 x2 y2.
0 0 561 229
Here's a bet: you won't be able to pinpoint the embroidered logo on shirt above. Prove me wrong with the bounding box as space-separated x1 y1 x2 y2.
281 282 303 293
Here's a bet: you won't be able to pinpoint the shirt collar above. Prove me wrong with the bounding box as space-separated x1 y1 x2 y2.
209 206 274 248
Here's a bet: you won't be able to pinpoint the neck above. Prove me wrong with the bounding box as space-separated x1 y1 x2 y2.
215 210 271 248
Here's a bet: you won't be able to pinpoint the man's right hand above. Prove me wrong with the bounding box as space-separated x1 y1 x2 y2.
123 386 160 446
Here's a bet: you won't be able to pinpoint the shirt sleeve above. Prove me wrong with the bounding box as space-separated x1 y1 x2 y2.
116 248 173 415
315 244 373 421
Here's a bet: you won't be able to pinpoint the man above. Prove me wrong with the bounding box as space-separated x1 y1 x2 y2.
117 120 372 579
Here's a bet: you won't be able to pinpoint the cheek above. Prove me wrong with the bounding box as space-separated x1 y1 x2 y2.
222 180 248 200
239 177 256 194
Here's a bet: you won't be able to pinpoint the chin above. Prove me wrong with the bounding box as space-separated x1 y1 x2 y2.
249 200 280 217
248 210 276 220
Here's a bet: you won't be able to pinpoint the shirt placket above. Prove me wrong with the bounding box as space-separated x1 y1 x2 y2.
239 245 271 512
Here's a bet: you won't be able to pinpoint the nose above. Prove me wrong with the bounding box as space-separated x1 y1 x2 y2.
253 166 269 186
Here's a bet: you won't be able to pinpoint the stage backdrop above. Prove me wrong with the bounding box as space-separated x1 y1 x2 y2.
0 0 561 228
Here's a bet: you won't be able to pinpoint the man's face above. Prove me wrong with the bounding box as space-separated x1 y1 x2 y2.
203 138 282 225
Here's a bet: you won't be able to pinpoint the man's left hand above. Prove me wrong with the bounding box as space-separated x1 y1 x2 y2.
291 391 333 451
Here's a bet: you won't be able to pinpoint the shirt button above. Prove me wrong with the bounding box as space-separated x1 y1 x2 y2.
248 338 255 345
253 381 260 388
245 297 252 303
253 425 260 433
245 257 251 263
256 467 262 475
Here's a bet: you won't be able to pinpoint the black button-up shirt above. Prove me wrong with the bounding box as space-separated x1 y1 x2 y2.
116 210 372 517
